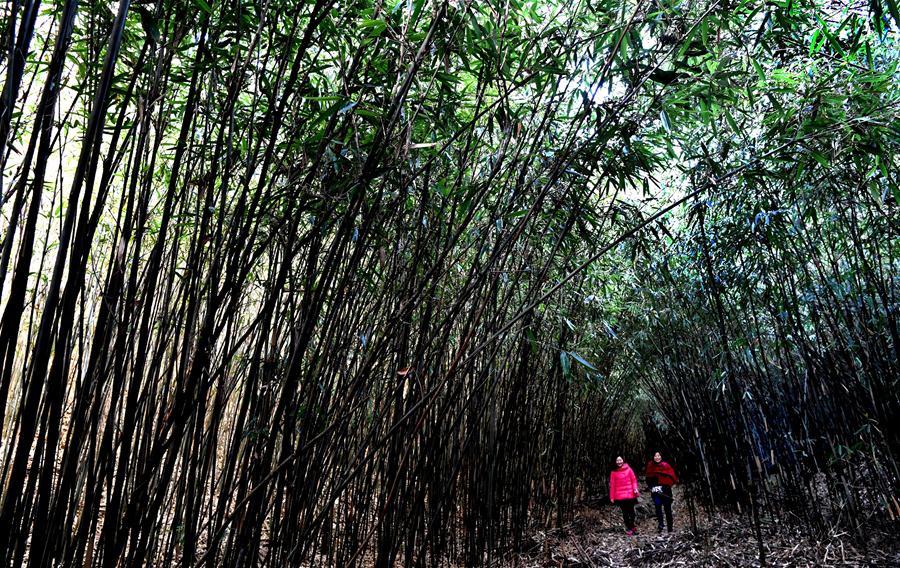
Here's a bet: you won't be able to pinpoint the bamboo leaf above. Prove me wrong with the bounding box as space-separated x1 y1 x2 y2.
569 351 598 371
194 0 213 15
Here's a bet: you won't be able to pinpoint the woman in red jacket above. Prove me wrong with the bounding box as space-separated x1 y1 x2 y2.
609 456 640 535
644 451 678 533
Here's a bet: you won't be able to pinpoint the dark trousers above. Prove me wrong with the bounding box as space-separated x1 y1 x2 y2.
617 498 637 530
652 485 674 530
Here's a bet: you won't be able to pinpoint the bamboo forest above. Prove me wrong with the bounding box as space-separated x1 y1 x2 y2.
0 0 898 565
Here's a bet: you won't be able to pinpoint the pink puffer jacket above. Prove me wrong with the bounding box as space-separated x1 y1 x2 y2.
609 463 639 502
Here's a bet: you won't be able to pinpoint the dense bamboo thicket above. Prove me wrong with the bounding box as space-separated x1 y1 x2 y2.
0 0 897 566
626 114 900 536
609 5 900 543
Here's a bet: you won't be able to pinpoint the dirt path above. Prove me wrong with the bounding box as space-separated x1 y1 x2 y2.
502 490 899 567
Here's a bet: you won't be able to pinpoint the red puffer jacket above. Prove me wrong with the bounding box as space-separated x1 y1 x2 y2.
609 464 639 502
644 460 678 487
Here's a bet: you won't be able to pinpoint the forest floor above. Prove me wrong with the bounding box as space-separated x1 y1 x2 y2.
501 490 900 567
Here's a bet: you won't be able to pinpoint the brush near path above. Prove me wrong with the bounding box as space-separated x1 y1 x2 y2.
503 489 900 567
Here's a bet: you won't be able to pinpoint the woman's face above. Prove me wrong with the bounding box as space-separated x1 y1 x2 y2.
654 452 662 463
615 456 624 467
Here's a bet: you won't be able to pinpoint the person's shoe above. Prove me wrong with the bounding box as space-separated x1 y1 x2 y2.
626 529 634 536
667 528 673 534
657 525 664 533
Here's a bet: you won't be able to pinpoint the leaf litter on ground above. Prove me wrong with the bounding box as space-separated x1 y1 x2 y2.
500 489 900 567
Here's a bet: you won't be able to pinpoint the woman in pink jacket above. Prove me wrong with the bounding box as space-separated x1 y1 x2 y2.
609 456 640 535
